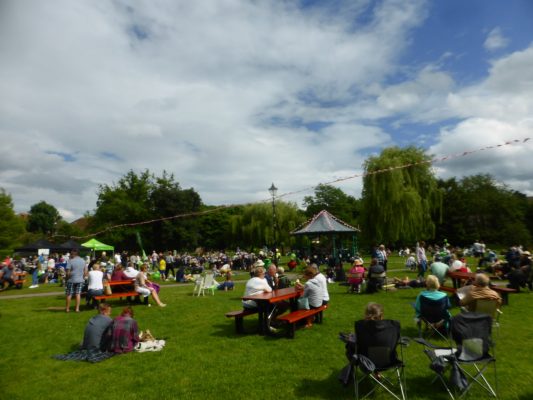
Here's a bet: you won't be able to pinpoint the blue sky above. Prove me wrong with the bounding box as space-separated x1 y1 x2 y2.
1 0 533 220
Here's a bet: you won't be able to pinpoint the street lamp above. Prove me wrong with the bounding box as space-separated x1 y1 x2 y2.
268 183 278 264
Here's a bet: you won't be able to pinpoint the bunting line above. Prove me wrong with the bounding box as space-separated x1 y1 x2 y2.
56 137 531 240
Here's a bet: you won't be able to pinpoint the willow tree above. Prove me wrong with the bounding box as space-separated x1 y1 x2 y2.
361 146 442 245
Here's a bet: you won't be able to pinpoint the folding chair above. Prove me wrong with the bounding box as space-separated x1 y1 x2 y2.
368 271 387 293
414 312 497 399
344 319 409 400
347 271 365 293
468 299 502 337
415 295 451 339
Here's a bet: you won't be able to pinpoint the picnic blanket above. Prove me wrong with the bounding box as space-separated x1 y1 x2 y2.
53 349 115 363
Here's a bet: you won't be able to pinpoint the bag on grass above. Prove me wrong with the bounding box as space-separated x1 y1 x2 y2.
297 297 310 310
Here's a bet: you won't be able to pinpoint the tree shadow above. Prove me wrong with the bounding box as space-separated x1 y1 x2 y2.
294 368 353 399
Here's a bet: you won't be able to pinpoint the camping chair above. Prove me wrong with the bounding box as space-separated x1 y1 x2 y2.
368 271 387 293
341 320 408 400
347 271 365 293
463 298 502 337
414 312 497 399
199 273 216 296
415 295 451 339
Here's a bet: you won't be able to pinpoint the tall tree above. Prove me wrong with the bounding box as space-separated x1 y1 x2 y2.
90 170 202 250
437 174 531 246
230 201 305 252
361 146 442 246
27 201 61 235
303 184 360 226
0 189 26 256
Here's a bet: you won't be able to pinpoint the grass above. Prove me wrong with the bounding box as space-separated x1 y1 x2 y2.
1 256 532 400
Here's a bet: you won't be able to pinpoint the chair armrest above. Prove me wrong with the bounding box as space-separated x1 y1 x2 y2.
399 336 410 346
413 337 446 349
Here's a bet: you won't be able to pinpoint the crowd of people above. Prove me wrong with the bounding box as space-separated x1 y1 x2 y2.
4 240 527 371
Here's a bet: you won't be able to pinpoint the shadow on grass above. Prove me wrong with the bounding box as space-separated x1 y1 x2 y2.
294 368 352 399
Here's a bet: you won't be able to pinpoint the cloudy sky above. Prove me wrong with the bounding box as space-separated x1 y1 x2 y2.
1 0 533 221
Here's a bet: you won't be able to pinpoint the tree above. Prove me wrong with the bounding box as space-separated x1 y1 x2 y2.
90 170 203 250
0 189 26 256
437 174 531 246
361 146 442 246
229 201 305 252
303 184 360 226
27 201 61 235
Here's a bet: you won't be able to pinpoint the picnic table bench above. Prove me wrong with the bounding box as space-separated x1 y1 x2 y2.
225 309 259 334
93 280 148 306
14 272 27 289
276 305 328 338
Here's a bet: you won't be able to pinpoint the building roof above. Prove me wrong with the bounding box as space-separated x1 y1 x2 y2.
291 210 360 235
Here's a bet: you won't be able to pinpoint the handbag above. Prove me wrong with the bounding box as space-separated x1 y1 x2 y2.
103 281 112 295
297 297 310 310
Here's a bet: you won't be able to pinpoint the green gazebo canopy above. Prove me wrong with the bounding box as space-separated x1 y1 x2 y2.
81 238 114 251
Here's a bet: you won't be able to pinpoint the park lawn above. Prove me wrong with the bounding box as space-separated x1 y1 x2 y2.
1 263 533 400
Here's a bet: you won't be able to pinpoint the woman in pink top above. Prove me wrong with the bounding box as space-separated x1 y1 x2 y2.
348 259 366 293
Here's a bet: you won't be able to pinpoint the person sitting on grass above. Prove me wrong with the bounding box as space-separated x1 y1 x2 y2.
109 306 140 354
217 268 235 291
135 264 166 307
82 303 113 351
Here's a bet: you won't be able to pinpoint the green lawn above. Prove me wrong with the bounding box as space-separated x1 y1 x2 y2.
1 259 532 400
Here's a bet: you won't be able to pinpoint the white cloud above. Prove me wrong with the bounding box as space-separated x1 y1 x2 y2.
484 27 509 52
0 0 429 219
430 44 533 193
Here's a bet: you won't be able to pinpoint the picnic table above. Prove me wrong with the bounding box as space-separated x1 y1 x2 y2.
446 271 516 305
242 287 303 335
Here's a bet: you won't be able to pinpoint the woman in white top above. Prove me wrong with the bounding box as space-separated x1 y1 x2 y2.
135 264 166 307
86 263 104 307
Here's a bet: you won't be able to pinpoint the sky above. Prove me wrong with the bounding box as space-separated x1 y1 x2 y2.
1 0 533 221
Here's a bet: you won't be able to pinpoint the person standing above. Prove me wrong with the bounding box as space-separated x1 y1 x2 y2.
430 255 449 285
65 249 88 313
416 241 427 278
376 244 388 271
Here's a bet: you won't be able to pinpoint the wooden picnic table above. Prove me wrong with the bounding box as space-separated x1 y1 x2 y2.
446 271 516 305
242 287 303 335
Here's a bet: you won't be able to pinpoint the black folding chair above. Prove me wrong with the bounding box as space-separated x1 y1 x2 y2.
341 320 408 400
414 312 497 399
415 295 451 339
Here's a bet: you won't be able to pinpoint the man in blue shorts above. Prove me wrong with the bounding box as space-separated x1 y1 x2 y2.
65 249 88 313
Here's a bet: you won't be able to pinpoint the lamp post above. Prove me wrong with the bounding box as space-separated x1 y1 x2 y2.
268 182 278 265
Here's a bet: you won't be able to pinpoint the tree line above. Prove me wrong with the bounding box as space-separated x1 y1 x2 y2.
2 146 532 257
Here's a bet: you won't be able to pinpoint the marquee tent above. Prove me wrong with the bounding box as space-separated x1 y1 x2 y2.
81 238 114 251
